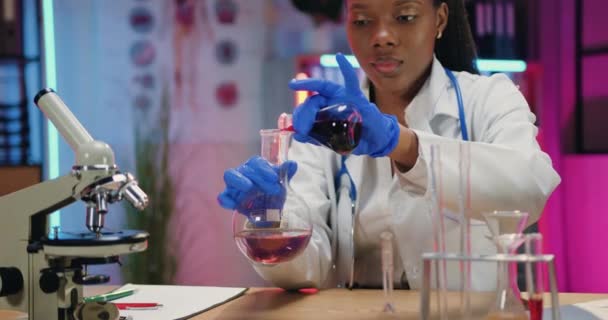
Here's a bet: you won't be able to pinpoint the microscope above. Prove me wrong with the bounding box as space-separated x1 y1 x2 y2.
0 89 150 320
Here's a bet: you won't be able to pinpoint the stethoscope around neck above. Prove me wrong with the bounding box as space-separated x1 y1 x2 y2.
336 67 469 289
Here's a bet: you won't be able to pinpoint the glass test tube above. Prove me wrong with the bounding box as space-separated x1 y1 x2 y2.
525 233 544 320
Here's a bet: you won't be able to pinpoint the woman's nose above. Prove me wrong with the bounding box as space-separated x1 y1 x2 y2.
372 23 398 48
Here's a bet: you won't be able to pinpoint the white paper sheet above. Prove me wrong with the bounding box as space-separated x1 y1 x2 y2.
112 284 247 320
544 298 608 320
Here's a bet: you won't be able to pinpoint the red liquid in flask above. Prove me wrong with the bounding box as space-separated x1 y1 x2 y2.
528 295 543 320
310 120 362 155
309 104 362 154
235 229 312 264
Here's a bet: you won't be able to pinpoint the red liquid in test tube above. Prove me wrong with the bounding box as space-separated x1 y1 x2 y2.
528 294 543 320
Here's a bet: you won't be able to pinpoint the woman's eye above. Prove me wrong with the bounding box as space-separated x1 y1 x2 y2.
353 19 370 26
396 15 416 23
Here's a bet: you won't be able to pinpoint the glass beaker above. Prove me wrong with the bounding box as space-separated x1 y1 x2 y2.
232 129 312 265
483 211 529 320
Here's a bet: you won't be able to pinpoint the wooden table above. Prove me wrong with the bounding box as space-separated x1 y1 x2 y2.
83 286 608 320
1 287 606 319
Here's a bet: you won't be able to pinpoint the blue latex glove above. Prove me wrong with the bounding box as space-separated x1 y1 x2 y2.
217 156 298 217
288 53 401 157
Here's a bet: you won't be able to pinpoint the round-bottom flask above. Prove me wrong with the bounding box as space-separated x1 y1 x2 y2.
279 103 362 155
232 129 312 265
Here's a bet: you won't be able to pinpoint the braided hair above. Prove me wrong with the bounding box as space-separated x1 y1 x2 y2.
434 0 479 74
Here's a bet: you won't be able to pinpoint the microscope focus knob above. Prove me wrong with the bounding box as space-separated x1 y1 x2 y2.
39 269 60 294
0 267 24 296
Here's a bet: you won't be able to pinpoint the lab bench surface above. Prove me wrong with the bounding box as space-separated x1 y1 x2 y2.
84 286 608 320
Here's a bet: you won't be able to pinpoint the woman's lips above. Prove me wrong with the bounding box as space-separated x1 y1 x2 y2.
371 59 403 75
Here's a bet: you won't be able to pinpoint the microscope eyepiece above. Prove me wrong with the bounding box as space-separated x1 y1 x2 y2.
34 88 55 105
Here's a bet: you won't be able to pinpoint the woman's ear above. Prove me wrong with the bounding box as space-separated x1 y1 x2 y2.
436 2 449 39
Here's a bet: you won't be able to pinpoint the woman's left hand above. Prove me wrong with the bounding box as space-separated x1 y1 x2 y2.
288 53 401 157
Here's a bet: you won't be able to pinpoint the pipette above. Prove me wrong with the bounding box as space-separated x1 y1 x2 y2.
380 231 395 313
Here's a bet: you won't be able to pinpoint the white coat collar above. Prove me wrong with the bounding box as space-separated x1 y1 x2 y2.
406 56 460 126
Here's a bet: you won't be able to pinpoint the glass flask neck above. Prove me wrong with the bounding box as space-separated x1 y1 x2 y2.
259 129 292 166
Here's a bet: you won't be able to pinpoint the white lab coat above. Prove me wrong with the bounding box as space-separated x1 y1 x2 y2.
252 57 561 291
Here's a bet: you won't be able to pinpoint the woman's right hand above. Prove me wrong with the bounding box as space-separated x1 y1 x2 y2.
288 53 400 157
218 156 297 215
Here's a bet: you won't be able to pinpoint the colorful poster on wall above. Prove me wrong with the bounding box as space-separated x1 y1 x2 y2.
124 0 266 286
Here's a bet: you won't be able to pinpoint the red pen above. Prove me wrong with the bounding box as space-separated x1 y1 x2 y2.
115 303 163 310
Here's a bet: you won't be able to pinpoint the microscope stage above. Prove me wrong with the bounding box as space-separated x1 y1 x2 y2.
41 229 149 258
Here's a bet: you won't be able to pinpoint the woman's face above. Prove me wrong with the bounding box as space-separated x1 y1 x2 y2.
346 0 447 95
